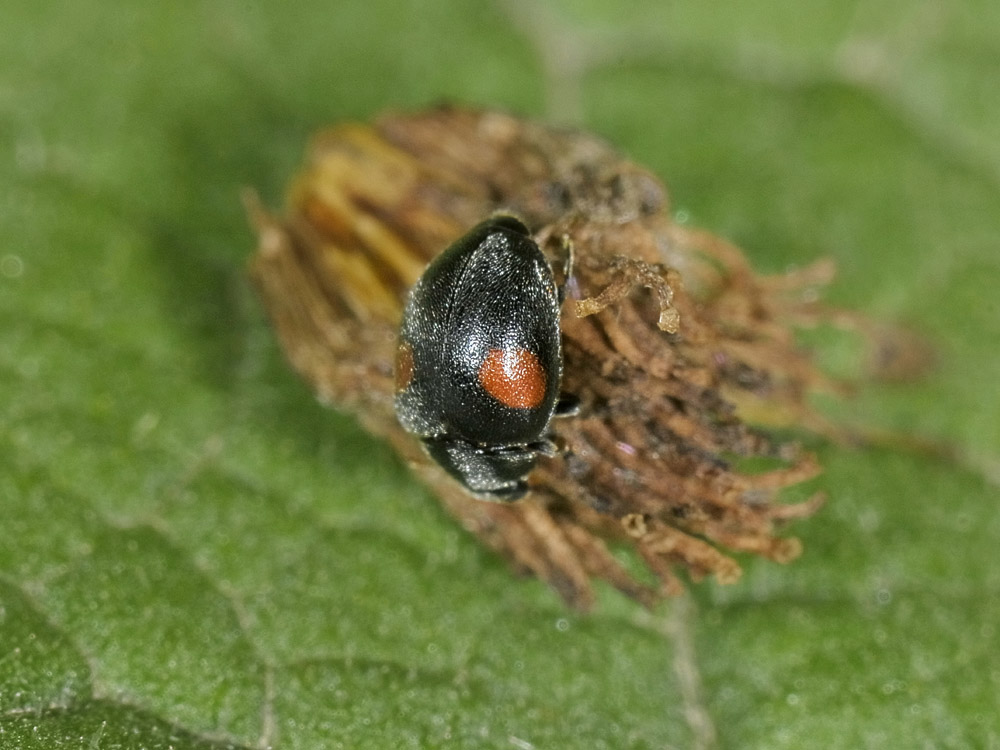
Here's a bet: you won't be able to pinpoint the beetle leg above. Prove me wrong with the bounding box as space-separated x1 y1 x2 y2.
482 440 558 459
530 438 559 458
554 392 581 417
556 233 576 305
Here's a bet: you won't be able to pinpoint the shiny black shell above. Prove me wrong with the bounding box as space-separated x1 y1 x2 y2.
394 215 562 501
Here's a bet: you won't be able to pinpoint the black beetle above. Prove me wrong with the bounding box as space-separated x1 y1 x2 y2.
394 215 566 501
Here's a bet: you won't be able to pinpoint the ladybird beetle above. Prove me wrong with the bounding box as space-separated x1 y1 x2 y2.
394 215 565 501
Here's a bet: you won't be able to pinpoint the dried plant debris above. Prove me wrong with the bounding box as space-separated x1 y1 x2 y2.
248 107 892 609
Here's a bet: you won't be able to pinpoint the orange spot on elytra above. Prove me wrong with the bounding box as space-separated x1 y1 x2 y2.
478 348 547 409
395 341 414 391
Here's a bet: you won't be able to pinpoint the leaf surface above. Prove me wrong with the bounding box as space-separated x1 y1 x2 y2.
1 1 997 747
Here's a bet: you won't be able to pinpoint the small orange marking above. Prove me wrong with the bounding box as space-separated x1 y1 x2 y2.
478 348 547 409
395 341 414 391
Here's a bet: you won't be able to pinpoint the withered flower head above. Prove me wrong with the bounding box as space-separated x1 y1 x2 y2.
248 107 862 610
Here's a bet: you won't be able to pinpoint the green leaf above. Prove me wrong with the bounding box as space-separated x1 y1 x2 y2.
1 1 997 747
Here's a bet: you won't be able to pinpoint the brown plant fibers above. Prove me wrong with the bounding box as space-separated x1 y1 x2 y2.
248 107 859 609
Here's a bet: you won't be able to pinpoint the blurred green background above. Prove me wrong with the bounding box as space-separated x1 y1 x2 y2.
1 1 998 748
